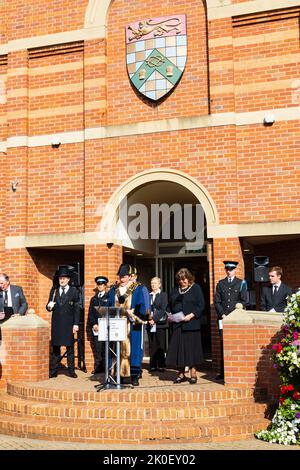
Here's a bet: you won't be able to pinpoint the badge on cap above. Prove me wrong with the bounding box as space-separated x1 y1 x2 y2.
223 260 238 269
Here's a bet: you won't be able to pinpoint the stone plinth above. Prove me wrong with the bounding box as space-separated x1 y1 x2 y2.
223 305 282 401
0 313 50 387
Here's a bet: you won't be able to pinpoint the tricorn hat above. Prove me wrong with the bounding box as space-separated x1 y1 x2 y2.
95 276 109 285
117 264 132 277
223 260 238 269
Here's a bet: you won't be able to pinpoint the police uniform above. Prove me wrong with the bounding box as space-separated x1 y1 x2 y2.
214 262 248 319
214 261 247 380
88 276 110 376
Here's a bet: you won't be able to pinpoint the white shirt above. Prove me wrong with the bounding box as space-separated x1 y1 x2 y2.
3 286 12 307
119 285 127 296
150 289 161 303
273 282 281 293
59 285 69 296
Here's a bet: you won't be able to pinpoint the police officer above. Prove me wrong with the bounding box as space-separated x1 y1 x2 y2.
88 276 110 380
214 260 248 380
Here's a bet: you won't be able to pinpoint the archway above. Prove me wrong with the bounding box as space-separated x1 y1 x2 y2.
99 168 218 357
84 0 213 30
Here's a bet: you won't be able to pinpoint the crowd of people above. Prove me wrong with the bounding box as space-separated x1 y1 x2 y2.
0 261 293 386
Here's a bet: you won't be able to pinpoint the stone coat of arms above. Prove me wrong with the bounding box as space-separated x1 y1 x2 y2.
126 15 187 101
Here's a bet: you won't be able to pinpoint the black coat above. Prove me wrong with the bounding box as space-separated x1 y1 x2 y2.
149 291 168 329
214 277 247 319
88 291 110 327
261 283 292 312
47 286 80 347
168 283 205 331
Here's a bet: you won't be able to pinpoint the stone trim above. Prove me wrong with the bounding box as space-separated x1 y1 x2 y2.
223 304 283 326
0 106 298 152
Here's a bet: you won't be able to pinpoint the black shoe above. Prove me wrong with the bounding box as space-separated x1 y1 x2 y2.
89 374 100 382
149 367 157 372
49 371 58 378
174 375 187 384
68 371 78 378
189 376 197 384
131 376 139 386
215 374 224 380
157 367 165 372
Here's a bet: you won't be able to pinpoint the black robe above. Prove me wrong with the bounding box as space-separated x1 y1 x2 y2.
47 286 80 346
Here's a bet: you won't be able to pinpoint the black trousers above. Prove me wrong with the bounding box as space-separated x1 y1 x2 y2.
92 335 105 372
148 328 166 369
51 344 75 373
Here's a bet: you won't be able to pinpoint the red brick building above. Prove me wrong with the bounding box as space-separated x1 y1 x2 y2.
0 0 299 371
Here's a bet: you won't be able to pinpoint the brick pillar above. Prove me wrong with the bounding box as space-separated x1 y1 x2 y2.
84 243 122 370
0 312 50 388
210 237 245 373
223 306 281 401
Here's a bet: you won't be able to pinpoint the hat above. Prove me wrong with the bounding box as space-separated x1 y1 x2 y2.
57 266 72 278
117 264 132 277
223 260 238 269
95 276 108 285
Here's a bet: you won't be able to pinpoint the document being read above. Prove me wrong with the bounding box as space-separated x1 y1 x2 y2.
167 311 185 323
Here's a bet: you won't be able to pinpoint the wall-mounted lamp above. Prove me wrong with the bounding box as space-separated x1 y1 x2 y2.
11 180 19 192
263 113 275 126
51 137 61 148
106 242 114 249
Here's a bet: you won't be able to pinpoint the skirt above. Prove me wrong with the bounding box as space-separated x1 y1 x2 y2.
166 327 204 368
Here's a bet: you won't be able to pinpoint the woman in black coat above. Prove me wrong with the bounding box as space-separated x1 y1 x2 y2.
166 267 205 384
147 277 168 372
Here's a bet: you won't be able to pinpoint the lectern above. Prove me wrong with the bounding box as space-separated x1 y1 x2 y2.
94 306 130 391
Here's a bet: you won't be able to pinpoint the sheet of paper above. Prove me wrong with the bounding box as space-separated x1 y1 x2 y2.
167 311 185 323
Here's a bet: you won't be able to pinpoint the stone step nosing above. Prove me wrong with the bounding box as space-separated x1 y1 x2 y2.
6 383 258 404
0 413 270 443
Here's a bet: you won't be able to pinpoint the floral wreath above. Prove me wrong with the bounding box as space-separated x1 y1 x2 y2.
256 288 300 446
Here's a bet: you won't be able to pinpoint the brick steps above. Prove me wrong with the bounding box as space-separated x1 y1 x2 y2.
0 411 269 444
0 392 268 425
0 379 271 443
7 381 257 405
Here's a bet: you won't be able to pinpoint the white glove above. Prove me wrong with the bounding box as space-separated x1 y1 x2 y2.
47 301 56 310
73 325 79 332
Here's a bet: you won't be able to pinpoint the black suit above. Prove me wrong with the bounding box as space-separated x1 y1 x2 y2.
147 291 168 369
47 286 80 374
0 284 28 317
261 283 292 312
88 290 110 373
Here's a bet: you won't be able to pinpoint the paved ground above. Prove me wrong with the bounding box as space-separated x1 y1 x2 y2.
0 433 299 450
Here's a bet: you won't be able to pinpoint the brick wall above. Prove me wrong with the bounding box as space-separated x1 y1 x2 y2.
0 1 299 378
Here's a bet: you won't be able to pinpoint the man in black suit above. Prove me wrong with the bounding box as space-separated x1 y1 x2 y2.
88 275 110 380
47 267 80 378
0 273 28 323
261 266 292 312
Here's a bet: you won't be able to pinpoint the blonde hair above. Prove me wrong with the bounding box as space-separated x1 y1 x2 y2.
151 277 161 286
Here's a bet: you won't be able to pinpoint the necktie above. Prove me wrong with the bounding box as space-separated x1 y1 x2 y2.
4 290 8 307
61 287 66 298
228 278 232 284
273 285 278 295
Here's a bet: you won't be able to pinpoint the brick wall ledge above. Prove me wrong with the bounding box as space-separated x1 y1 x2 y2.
1 313 49 330
223 304 283 326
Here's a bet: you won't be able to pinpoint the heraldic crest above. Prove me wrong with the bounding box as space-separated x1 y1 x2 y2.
126 15 187 101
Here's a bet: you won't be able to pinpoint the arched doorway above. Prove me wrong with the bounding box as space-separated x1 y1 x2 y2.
99 169 219 357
